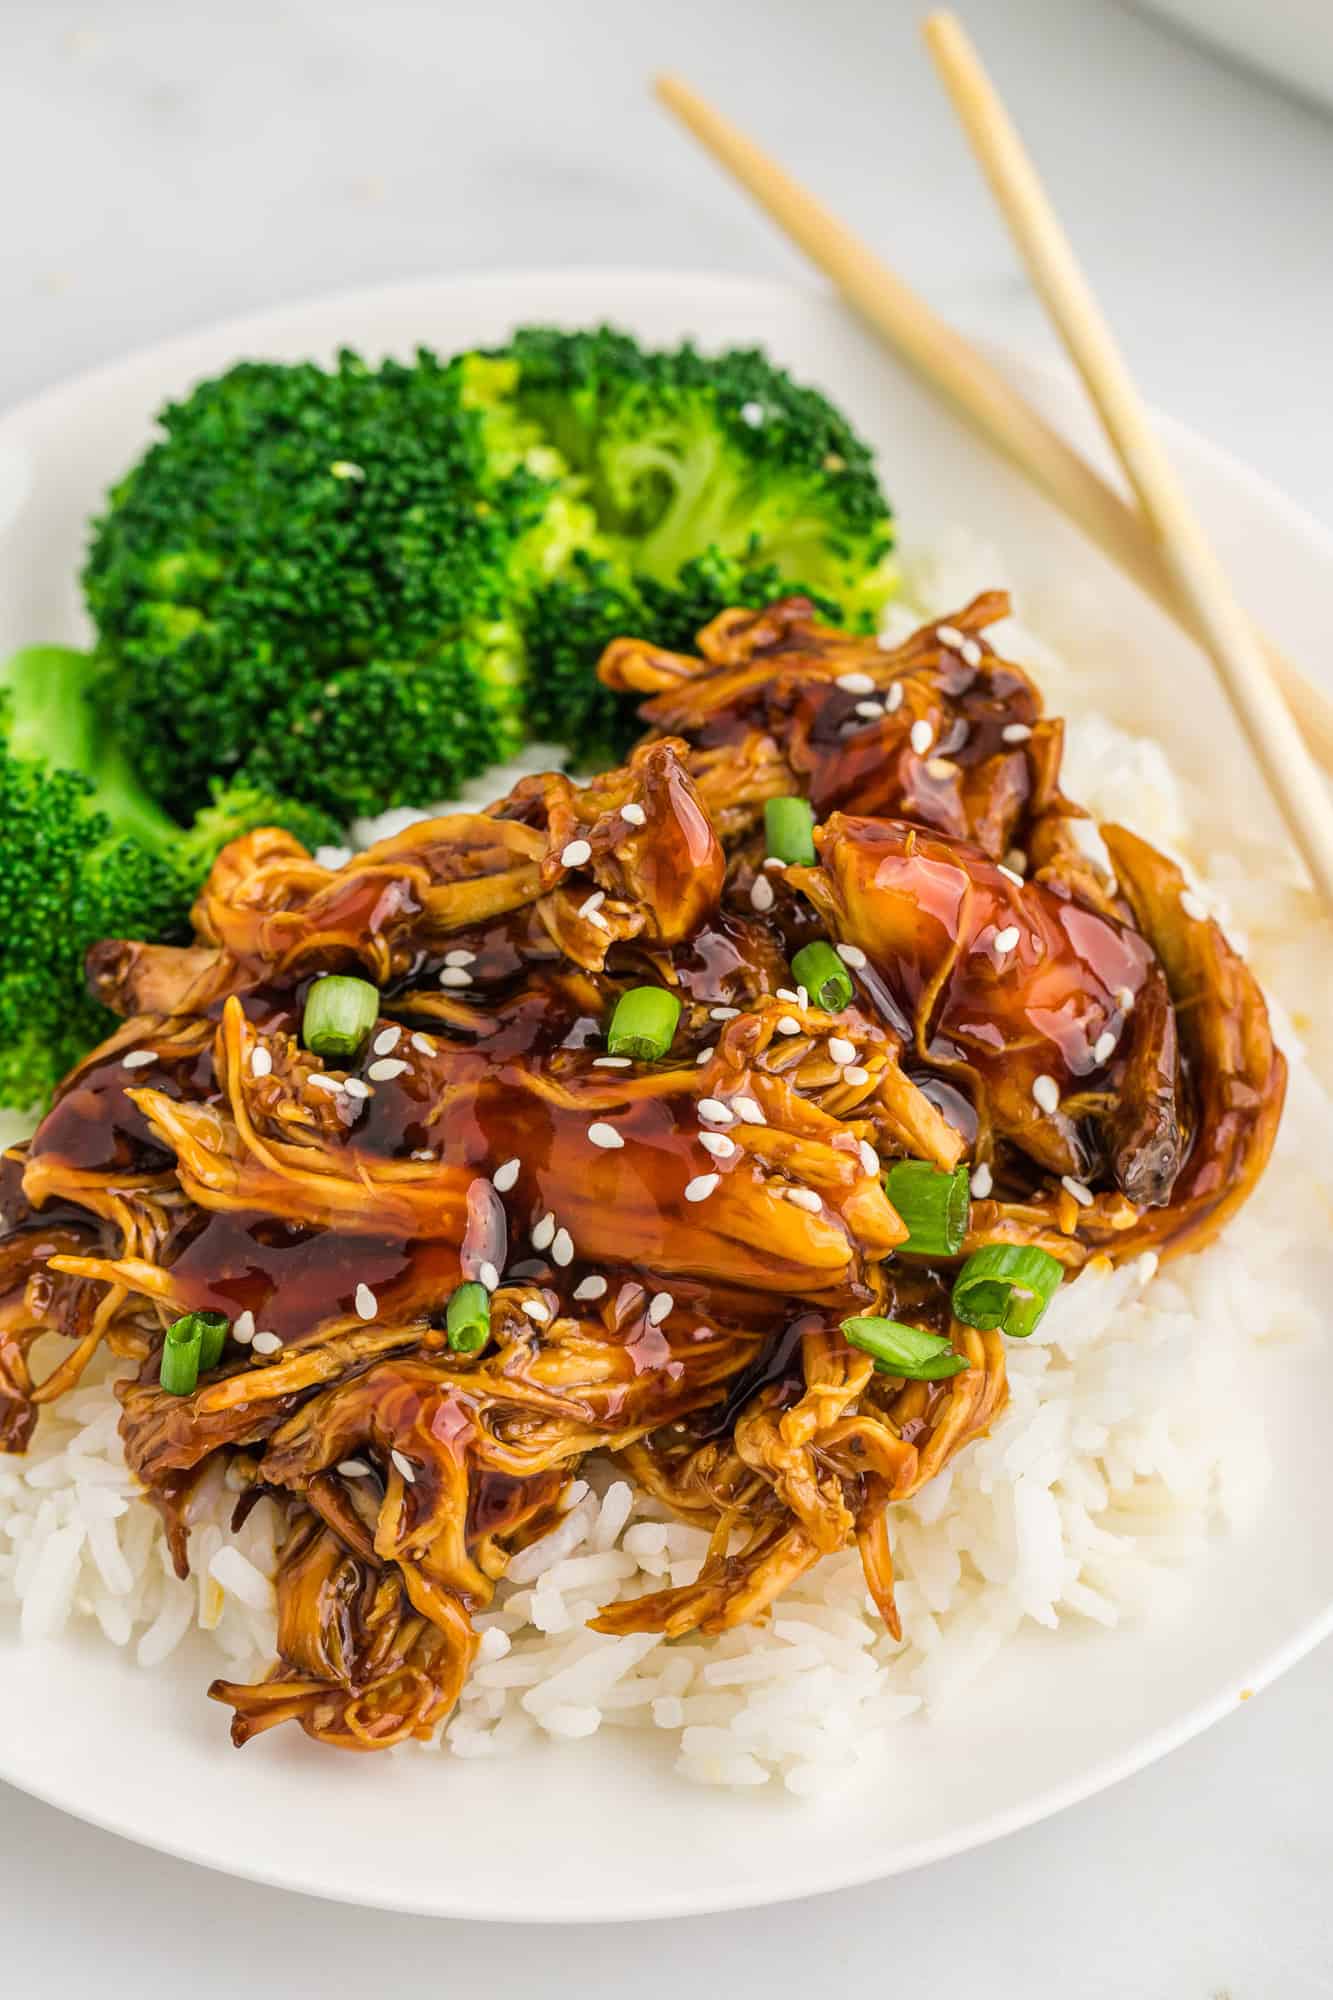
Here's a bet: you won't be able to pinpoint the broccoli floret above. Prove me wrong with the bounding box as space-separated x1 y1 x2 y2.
0 647 341 1111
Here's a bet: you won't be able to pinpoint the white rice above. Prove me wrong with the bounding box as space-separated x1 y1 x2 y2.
3 552 1331 1796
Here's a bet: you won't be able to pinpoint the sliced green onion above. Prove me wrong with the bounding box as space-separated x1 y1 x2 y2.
883 1160 971 1257
952 1245 1064 1338
840 1315 971 1381
195 1310 229 1372
607 986 682 1061
764 796 816 866
302 975 379 1062
446 1281 491 1354
790 941 854 1012
160 1314 205 1396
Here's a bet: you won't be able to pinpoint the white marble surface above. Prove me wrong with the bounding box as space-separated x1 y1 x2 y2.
2 0 1332 1990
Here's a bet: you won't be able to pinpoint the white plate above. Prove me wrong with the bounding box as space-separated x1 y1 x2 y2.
1 270 1330 1921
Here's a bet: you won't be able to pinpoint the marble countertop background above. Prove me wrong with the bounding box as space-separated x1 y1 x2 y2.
2 1 1332 1992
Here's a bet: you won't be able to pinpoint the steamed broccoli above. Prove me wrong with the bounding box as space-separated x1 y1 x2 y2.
0 646 340 1111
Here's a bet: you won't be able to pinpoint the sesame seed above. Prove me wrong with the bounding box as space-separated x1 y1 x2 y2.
829 1036 857 1065
579 890 606 918
709 1005 740 1021
925 758 958 780
842 1065 870 1087
1138 1251 1159 1286
750 874 775 913
998 864 1025 888
373 1025 402 1055
337 1459 372 1479
1032 1074 1060 1115
1002 723 1032 744
621 802 647 827
993 925 1021 954
1061 1175 1094 1207
698 1098 734 1125
532 1213 556 1251
777 1015 802 1036
935 624 965 647
588 1121 623 1150
1093 1030 1118 1066
733 1097 765 1124
776 987 800 1004
551 1228 574 1267
308 1073 343 1095
699 1130 735 1160
647 1291 674 1325
786 1187 822 1213
855 699 885 720
593 1055 632 1068
410 1033 436 1057
439 966 474 988
478 1261 499 1292
909 719 933 756
560 838 592 868
1180 889 1208 922
588 914 611 935
354 1283 377 1320
342 1076 370 1099
250 1046 273 1079
234 1310 255 1345
763 855 786 870
122 1050 157 1070
885 681 904 713
251 1331 283 1356
521 1299 550 1323
856 1140 878 1176
444 949 477 967
1004 849 1028 876
574 1275 607 1302
685 1173 720 1203
492 1157 520 1193
390 1449 416 1485
368 1057 409 1082
959 638 983 668
970 1162 993 1199
835 942 867 969
1116 986 1136 1013
410 1149 435 1161
835 671 875 694
695 1045 716 1065
739 400 765 427
796 986 809 1010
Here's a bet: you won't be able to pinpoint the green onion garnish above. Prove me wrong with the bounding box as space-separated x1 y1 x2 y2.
607 986 682 1061
841 1315 970 1381
952 1245 1064 1338
301 975 379 1063
883 1160 971 1258
195 1311 229 1372
764 796 817 866
160 1313 207 1396
791 941 854 1012
446 1281 491 1354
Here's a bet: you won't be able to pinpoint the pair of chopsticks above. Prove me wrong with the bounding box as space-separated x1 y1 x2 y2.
655 15 1333 909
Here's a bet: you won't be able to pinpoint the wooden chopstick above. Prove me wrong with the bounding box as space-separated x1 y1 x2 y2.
652 71 1333 780
919 11 1333 906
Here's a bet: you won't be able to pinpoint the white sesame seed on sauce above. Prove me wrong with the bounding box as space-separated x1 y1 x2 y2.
1093 1030 1118 1066
763 855 786 871
593 1055 632 1068
342 1076 371 1099
998 864 1025 889
579 890 606 918
249 1046 273 1079
492 1157 521 1193
560 838 592 868
685 1173 720 1203
776 1015 802 1036
551 1227 575 1267
354 1283 377 1321
909 719 934 757
521 1299 550 1324
1061 1176 1095 1208
699 1130 736 1160
390 1449 416 1486
835 942 867 969
588 1121 624 1150
857 1140 879 1177
574 1275 608 1302
842 1065 871 1087
251 1331 283 1356
620 802 647 827
1116 986 1136 1014
796 985 809 1010
835 671 876 695
410 1149 435 1161
373 1024 402 1056
698 1098 734 1126
478 1261 500 1292
368 1057 409 1082
854 699 885 720
439 966 474 988
935 624 965 648
410 1033 436 1058
709 1006 740 1021
970 1162 993 1199
1002 723 1032 744
786 1187 822 1213
885 681 904 714
993 925 1021 955
307 1073 343 1095
732 1096 765 1125
531 1212 556 1251
776 987 800 1005
959 638 983 668
925 757 958 780
647 1291 674 1325
695 1045 716 1065
829 1036 857 1066
749 874 775 913
122 1050 157 1070
739 400 766 428
444 949 477 967
1180 889 1208 922
337 1459 372 1479
1032 1074 1061 1116
234 1310 256 1345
